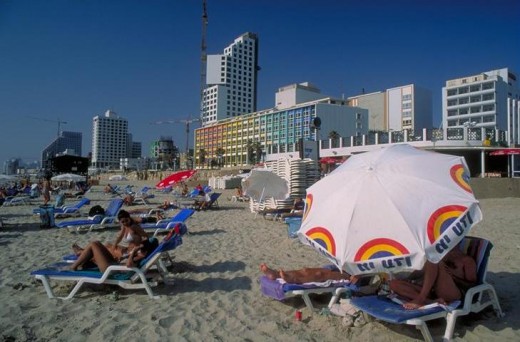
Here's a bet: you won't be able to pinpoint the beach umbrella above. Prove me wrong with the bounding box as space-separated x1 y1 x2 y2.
51 173 86 182
0 174 17 186
156 170 197 189
242 169 289 201
298 144 482 276
109 175 128 181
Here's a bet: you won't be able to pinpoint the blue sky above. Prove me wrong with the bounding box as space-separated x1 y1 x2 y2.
1 0 519 169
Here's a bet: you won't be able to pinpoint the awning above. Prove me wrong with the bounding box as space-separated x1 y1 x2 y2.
489 148 520 156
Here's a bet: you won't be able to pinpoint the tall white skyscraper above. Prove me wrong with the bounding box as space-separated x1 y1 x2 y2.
201 32 259 126
91 110 128 169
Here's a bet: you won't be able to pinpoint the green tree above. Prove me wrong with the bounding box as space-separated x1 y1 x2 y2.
198 149 206 168
215 147 225 167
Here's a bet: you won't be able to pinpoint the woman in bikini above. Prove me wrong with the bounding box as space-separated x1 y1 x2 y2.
71 210 152 271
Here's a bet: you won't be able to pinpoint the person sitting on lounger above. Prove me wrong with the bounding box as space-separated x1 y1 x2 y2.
389 248 477 310
72 210 151 266
193 192 212 210
279 198 305 220
260 263 357 284
104 183 116 194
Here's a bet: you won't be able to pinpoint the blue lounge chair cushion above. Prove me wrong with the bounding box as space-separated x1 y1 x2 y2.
350 295 459 323
31 262 133 280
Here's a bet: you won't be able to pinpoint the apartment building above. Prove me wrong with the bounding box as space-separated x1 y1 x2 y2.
195 83 368 167
442 67 519 145
348 84 433 133
91 110 128 169
202 32 259 126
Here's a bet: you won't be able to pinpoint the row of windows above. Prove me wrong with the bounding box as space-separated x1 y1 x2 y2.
447 93 495 106
447 104 496 116
446 82 495 96
447 115 496 127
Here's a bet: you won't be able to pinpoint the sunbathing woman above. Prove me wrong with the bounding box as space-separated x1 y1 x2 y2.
389 248 477 310
260 263 356 284
72 210 150 264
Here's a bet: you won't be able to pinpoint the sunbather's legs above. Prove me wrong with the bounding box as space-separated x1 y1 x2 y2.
260 263 279 280
390 261 457 309
71 241 117 272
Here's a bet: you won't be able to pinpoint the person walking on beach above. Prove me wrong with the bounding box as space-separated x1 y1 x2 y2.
42 178 51 205
389 248 477 309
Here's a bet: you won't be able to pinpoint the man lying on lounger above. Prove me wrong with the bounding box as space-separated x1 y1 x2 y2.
260 263 358 284
389 248 477 310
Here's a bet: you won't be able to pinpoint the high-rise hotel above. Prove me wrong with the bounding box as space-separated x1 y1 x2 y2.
91 110 129 169
201 32 259 126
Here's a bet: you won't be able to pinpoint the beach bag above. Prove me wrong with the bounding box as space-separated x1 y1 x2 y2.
39 205 55 229
88 205 105 216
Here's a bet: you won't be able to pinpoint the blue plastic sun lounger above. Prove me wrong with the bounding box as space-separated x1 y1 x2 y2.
141 208 195 237
260 265 359 311
33 198 91 216
32 230 186 300
55 198 123 232
349 237 504 342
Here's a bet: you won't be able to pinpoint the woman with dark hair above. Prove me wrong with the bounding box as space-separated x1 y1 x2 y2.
70 210 156 271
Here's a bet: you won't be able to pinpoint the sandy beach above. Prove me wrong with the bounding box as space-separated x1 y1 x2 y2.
0 180 518 341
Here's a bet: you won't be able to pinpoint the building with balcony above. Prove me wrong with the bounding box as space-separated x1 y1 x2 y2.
442 68 519 146
195 83 368 167
348 84 433 133
202 32 259 126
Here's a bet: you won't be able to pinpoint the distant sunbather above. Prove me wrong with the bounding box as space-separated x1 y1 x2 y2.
389 248 477 310
260 263 356 284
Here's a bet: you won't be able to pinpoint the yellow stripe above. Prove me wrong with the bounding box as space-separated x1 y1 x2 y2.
360 244 403 261
433 211 461 239
309 232 332 252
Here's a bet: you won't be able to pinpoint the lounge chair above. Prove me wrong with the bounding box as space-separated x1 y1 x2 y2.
31 228 187 300
348 236 504 342
3 195 30 206
141 208 195 237
260 265 359 311
55 198 124 232
32 198 91 217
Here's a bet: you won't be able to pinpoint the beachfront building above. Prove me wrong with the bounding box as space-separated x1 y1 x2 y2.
150 136 180 169
41 131 82 170
194 83 368 167
91 110 129 169
348 84 433 133
201 32 259 126
442 67 520 146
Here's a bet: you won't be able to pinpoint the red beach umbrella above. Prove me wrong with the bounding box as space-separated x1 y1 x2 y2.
156 170 197 189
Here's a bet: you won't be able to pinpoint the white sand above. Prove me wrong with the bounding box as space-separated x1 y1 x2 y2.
0 181 518 341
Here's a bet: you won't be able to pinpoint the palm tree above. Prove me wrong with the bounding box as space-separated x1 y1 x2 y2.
198 149 206 168
215 147 225 167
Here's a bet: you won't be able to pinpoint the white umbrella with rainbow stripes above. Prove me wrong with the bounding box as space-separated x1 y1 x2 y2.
298 144 482 276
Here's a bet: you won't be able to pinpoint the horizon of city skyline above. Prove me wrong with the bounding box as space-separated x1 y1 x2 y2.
1 1 519 169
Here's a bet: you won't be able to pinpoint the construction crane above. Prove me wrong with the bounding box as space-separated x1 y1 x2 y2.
26 116 67 137
152 118 201 155
200 0 208 122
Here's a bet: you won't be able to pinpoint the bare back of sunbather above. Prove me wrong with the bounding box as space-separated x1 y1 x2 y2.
260 263 352 284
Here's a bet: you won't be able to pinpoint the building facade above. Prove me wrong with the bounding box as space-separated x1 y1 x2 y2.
91 110 128 169
195 83 368 167
201 32 259 126
442 67 520 145
41 131 82 170
348 84 433 133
